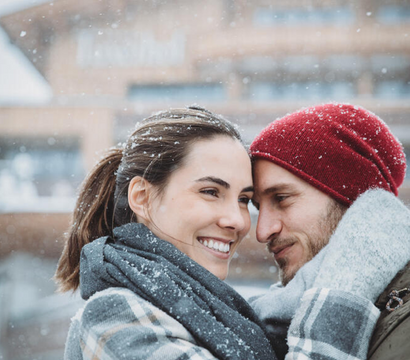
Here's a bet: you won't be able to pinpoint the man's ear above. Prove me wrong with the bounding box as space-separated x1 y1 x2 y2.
128 176 152 222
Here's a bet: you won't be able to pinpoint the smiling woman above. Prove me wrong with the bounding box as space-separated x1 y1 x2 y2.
54 106 277 360
131 136 253 280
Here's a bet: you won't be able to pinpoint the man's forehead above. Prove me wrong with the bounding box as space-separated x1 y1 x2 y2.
254 159 296 183
253 159 309 196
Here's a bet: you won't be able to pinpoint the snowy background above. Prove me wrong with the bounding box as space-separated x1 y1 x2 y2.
0 0 409 359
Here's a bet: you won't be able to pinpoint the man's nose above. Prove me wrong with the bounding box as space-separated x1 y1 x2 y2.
255 208 282 243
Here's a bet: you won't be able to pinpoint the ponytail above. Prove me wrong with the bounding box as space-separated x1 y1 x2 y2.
54 148 122 292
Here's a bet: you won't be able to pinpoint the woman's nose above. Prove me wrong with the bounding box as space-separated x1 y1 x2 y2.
217 202 247 232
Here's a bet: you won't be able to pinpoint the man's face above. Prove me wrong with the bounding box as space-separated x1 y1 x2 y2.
252 159 346 285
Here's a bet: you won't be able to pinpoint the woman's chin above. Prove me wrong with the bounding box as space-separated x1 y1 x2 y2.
207 265 229 280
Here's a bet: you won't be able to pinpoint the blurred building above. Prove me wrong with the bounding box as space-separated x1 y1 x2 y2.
0 0 409 358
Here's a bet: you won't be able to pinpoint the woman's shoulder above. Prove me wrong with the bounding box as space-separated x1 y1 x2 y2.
73 287 197 341
75 287 158 324
82 287 144 308
66 287 217 360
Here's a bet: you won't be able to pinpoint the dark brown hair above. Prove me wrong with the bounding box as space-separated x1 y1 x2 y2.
55 106 242 292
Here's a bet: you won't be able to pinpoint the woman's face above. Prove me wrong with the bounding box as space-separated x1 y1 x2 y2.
147 136 253 280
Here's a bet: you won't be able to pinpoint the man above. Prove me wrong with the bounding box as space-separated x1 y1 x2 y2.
248 103 410 359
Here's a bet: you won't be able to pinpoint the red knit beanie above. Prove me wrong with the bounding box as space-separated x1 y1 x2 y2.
250 103 407 206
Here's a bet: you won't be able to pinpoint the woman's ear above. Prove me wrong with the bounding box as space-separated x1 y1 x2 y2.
128 176 152 222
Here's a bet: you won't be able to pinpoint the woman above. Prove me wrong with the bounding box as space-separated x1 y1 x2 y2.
56 106 276 359
56 106 407 360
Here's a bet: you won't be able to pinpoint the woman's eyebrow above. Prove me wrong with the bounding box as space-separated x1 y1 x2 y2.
196 176 230 189
196 177 254 193
242 186 254 193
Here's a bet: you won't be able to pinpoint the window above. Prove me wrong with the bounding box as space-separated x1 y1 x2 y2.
377 5 410 25
254 7 354 27
249 81 355 101
374 81 410 99
0 137 84 212
128 83 226 102
371 55 409 73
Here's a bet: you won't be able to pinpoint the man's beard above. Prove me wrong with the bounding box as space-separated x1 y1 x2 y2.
275 199 347 286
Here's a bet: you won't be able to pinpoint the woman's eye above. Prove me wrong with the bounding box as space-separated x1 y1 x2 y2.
239 197 251 205
200 189 218 197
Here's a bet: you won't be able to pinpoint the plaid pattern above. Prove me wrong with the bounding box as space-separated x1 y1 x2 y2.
66 287 217 360
286 288 380 360
78 223 277 359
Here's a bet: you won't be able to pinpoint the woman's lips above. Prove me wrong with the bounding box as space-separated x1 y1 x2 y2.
197 237 233 259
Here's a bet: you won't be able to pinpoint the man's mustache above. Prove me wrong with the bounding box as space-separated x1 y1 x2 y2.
267 236 298 254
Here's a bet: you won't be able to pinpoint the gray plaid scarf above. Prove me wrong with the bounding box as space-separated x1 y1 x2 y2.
80 223 277 360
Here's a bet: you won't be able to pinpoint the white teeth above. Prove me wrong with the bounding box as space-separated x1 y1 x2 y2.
198 238 231 254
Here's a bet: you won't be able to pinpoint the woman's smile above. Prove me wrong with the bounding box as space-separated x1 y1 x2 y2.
197 237 234 257
141 136 253 280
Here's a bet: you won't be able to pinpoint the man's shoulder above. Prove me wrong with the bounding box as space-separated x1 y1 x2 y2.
368 262 410 359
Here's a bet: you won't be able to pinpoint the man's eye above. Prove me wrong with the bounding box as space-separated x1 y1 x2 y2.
200 189 218 197
276 195 289 203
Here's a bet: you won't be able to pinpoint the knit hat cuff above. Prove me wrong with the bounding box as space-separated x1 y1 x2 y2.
251 151 353 207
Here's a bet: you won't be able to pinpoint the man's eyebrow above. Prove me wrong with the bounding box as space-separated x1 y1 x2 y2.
261 183 294 195
196 176 230 189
